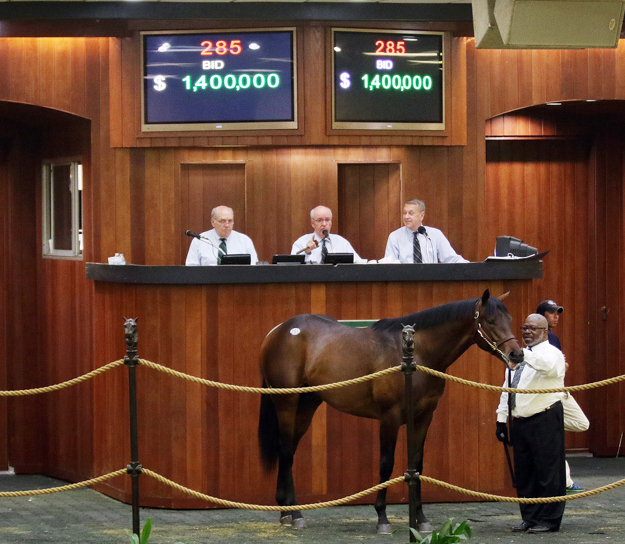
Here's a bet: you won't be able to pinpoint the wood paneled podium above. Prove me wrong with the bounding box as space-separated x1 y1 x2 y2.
88 261 538 509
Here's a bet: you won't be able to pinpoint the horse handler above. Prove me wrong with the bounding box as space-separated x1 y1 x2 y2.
495 313 567 533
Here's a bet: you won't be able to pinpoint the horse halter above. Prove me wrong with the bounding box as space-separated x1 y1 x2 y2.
473 309 517 366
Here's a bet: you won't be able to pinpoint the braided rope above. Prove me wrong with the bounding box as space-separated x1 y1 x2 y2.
138 359 401 394
0 360 125 397
1 467 623 507
143 469 404 510
0 469 126 497
419 474 625 504
414 364 625 394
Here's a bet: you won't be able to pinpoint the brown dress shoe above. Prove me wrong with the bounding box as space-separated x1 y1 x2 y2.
511 521 533 532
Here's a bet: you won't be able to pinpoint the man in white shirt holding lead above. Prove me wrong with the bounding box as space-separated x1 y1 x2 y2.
291 205 362 263
384 199 468 263
495 313 567 534
186 205 258 266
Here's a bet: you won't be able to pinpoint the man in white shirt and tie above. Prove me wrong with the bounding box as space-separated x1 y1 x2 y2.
291 205 362 263
384 199 468 263
185 205 258 266
495 313 567 534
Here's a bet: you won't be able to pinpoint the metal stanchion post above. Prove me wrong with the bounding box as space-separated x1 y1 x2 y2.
124 317 142 538
401 324 418 543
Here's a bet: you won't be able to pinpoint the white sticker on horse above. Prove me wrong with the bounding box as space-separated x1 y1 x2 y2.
290 328 301 335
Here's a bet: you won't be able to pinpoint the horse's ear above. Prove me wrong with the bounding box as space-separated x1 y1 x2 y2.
123 316 127 321
481 289 491 306
498 291 510 302
134 317 139 321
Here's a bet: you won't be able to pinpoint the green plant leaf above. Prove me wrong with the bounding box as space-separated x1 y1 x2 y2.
439 518 453 537
129 534 139 544
409 526 425 542
140 518 152 544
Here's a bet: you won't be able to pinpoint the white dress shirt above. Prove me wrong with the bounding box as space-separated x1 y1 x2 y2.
185 229 258 266
384 226 468 264
496 340 566 422
291 232 363 263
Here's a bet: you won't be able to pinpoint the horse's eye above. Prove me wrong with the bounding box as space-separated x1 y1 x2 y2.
486 319 496 326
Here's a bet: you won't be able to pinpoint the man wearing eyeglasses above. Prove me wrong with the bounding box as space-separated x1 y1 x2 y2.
383 199 468 263
291 205 362 263
186 205 258 266
495 313 567 534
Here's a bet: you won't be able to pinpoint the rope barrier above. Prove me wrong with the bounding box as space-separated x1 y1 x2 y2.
143 469 403 510
419 474 625 504
138 359 401 394
413 364 625 394
0 469 126 497
2 466 625 507
0 357 622 397
0 360 125 396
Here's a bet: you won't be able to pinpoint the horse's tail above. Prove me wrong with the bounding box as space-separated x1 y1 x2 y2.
258 379 281 473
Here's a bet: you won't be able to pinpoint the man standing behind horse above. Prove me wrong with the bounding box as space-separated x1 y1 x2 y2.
495 313 566 533
291 205 362 263
186 205 258 266
383 199 468 263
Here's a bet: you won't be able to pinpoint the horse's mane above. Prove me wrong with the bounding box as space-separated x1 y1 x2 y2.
370 296 507 333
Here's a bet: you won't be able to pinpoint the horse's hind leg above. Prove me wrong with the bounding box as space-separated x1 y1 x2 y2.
274 393 322 529
374 415 401 534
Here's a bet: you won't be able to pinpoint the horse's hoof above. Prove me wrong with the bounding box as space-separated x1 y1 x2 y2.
292 517 306 529
417 522 433 533
280 515 292 527
377 523 392 535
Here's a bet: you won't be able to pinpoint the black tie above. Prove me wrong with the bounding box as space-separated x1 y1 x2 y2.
218 238 227 264
413 232 422 263
321 238 328 263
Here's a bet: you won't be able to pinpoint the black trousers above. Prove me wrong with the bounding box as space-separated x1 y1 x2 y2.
512 401 566 529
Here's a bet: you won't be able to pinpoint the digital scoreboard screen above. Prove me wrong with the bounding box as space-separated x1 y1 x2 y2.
142 29 297 132
332 29 444 131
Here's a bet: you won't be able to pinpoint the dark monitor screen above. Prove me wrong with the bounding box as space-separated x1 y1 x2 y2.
324 253 354 265
220 254 252 265
272 254 306 264
332 29 444 131
142 29 297 132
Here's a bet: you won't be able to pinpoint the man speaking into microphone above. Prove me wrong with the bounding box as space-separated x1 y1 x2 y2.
291 205 362 264
185 205 258 266
384 199 468 263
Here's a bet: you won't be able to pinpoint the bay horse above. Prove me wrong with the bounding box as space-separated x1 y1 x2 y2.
258 290 523 533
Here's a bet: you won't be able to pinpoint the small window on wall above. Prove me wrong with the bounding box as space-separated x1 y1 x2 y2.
42 159 83 258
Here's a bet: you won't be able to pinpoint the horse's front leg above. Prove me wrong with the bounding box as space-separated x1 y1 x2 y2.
375 416 400 534
411 412 435 533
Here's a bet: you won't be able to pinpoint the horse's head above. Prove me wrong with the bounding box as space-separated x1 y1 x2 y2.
473 290 523 367
123 317 139 349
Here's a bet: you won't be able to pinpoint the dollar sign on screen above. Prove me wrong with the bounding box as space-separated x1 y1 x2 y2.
153 76 167 91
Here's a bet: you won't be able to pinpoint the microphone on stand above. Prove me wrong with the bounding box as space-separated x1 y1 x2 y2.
185 229 219 249
417 226 433 262
321 229 332 251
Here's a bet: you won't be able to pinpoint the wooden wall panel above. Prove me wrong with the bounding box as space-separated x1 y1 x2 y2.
338 162 401 260
485 139 591 452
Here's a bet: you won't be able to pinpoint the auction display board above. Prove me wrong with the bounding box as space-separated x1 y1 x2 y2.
141 29 297 132
332 29 445 131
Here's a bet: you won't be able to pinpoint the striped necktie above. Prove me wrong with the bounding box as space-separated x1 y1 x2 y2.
413 231 422 263
218 238 227 264
510 361 527 410
321 238 328 263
